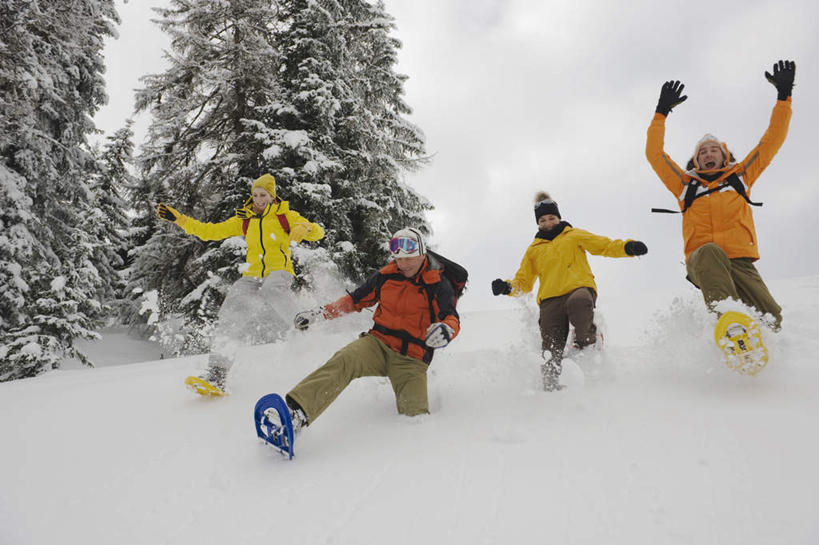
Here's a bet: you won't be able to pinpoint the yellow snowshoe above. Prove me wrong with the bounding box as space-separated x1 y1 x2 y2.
185 367 228 396
713 311 769 376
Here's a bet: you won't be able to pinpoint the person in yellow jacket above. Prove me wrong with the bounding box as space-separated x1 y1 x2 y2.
157 173 324 393
491 192 647 391
646 60 795 329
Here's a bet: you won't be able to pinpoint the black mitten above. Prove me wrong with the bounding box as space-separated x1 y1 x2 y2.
491 279 512 296
625 241 648 256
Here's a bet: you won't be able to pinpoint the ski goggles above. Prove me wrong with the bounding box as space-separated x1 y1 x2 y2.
389 236 419 256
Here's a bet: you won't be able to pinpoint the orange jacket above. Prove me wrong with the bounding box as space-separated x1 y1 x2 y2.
646 99 791 261
322 257 460 363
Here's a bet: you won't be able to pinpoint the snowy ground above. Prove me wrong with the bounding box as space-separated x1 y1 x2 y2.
2 276 819 545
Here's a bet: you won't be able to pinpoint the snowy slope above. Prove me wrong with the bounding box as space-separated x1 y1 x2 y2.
2 277 819 545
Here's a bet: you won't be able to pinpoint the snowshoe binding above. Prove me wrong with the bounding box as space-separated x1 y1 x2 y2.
714 311 769 376
254 393 296 459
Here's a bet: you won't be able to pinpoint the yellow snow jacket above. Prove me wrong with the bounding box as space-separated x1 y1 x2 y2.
177 199 324 278
646 98 791 261
509 226 633 303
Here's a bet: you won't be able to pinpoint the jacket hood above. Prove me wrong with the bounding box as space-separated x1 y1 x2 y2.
688 134 735 172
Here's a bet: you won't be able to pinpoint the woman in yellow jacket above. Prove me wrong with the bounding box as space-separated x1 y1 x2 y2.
157 173 324 394
646 60 794 329
492 193 647 391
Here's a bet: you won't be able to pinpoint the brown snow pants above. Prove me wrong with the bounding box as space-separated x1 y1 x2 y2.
538 287 597 362
686 243 782 328
287 333 430 424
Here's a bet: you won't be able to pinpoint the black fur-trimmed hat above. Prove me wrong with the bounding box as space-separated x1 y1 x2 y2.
534 191 560 221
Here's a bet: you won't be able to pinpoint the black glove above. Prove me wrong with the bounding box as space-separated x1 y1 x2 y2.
656 80 688 116
624 240 648 256
491 279 512 296
765 60 795 101
156 203 177 222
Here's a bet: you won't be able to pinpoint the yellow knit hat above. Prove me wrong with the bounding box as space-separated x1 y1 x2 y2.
251 173 277 198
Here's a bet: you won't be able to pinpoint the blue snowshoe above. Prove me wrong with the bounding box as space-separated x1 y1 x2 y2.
253 393 295 459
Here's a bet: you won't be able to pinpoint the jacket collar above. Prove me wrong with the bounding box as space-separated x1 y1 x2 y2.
535 221 572 241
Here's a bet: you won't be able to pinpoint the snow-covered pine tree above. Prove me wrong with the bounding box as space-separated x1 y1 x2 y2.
0 0 119 380
126 0 286 354
89 122 135 317
261 0 430 282
126 0 429 354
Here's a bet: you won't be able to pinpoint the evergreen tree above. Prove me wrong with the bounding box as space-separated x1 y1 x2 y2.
127 0 285 354
126 0 429 354
263 0 430 281
0 0 119 380
89 122 135 316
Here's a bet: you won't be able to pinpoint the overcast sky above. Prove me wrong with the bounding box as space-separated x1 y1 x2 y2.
95 0 819 314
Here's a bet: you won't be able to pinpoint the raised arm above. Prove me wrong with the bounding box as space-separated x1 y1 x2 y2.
739 60 794 187
156 202 243 241
646 81 689 198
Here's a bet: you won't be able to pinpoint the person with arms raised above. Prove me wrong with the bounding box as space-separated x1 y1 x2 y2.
646 60 794 331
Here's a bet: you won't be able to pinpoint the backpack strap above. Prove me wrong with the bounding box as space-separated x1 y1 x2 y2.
651 173 762 214
240 214 290 236
371 323 434 364
277 213 290 234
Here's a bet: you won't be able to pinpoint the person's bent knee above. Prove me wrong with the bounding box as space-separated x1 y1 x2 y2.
690 243 729 264
566 289 594 312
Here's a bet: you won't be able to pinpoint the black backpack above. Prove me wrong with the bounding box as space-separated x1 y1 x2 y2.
427 250 468 303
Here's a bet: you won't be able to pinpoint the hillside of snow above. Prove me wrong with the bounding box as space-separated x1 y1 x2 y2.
2 276 819 545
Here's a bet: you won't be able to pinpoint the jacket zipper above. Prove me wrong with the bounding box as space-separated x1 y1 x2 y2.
258 208 268 277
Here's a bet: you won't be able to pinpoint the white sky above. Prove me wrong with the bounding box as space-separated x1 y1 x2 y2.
94 0 819 312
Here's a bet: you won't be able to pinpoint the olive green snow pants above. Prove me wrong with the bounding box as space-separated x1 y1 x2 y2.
686 243 782 328
287 333 430 424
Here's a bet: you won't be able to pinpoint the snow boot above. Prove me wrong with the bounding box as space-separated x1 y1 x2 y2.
540 353 565 392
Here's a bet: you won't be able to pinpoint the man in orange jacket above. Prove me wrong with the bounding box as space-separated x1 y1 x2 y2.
269 227 461 433
646 60 795 328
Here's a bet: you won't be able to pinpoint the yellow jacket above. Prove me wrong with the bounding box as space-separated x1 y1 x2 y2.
509 226 632 303
178 199 324 278
646 99 791 261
